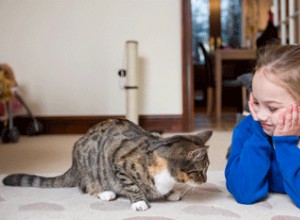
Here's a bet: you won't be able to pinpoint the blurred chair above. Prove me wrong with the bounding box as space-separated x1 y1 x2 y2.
196 42 215 116
196 42 254 117
222 72 253 109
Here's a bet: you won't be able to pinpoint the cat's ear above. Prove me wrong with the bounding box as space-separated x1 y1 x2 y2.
195 130 213 144
186 130 213 146
187 146 208 160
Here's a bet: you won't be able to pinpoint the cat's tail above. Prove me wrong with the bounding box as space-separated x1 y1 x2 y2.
2 167 78 188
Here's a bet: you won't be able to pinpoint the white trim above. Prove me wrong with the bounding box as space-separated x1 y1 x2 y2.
280 0 287 44
273 0 279 26
289 0 295 44
299 0 300 43
273 0 300 44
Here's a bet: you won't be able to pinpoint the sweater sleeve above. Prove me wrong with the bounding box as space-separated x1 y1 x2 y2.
225 116 273 204
273 136 300 208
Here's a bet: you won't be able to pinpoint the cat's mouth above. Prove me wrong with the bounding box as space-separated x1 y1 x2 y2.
187 171 207 186
201 172 207 183
187 178 206 187
199 171 208 184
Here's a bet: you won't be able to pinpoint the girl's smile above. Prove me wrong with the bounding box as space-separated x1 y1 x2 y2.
260 123 272 128
260 122 273 134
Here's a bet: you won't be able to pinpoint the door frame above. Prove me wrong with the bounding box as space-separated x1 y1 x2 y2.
181 0 195 132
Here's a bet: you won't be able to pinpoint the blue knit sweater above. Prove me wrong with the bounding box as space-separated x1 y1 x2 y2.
225 115 300 208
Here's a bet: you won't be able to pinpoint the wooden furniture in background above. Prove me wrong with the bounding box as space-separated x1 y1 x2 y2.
214 49 256 120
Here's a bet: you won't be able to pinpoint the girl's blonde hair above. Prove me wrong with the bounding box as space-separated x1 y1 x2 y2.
255 44 300 103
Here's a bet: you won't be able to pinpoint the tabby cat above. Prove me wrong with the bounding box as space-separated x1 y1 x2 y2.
3 118 212 211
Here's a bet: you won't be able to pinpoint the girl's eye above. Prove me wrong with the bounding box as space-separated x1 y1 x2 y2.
269 106 278 112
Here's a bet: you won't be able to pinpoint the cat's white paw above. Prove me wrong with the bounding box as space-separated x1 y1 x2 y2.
166 190 181 201
98 191 116 201
131 201 149 211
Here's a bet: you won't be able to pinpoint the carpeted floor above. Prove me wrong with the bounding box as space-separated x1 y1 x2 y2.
1 132 300 219
1 171 300 220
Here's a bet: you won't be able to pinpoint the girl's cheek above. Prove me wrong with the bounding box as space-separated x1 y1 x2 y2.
271 111 283 125
253 105 259 114
271 114 278 125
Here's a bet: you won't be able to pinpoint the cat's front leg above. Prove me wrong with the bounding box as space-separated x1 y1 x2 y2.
114 166 150 211
165 189 181 201
98 191 117 201
131 200 149 211
128 188 150 211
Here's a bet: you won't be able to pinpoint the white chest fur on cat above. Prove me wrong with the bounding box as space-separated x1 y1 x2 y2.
153 168 176 195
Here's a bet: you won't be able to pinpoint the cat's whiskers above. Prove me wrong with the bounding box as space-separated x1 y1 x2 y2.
180 186 194 199
185 186 200 200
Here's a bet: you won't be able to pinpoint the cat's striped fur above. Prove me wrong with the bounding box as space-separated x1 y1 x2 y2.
3 118 212 211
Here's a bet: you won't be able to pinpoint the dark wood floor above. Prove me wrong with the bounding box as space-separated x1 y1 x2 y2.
194 107 238 131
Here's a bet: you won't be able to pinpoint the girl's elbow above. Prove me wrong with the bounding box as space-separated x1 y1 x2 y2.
228 186 268 205
226 176 268 205
234 195 260 205
294 200 300 209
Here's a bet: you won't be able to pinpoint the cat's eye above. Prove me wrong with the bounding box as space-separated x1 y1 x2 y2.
187 170 201 174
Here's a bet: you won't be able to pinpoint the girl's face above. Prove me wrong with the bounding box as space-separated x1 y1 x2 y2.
252 68 297 136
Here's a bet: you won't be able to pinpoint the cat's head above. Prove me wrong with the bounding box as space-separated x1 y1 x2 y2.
158 130 212 186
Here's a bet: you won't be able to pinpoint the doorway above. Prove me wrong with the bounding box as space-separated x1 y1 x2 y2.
181 0 270 131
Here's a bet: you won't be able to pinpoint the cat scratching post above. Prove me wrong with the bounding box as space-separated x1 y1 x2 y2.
125 40 139 125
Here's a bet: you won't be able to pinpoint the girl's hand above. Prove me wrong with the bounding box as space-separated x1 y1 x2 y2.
274 104 300 136
248 93 258 121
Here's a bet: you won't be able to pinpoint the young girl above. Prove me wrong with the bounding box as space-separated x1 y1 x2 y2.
225 44 300 208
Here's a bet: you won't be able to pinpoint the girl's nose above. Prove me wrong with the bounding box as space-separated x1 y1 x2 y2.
256 109 268 121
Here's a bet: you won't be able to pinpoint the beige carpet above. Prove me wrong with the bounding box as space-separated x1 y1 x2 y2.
1 132 300 219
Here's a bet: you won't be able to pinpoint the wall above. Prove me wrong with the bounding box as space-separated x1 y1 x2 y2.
0 0 182 117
